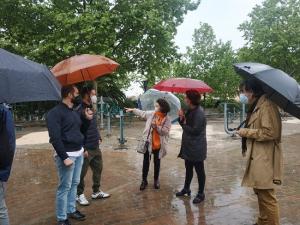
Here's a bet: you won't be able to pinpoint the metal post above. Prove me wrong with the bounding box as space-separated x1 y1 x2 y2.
224 103 228 133
224 103 235 136
233 107 236 119
115 110 128 150
106 110 111 137
100 96 104 129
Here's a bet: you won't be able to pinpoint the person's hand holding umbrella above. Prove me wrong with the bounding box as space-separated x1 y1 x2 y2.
178 109 186 124
84 107 94 120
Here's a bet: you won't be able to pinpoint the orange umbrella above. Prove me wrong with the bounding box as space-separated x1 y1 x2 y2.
51 54 119 86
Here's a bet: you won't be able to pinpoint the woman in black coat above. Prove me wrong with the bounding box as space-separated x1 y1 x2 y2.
176 90 207 204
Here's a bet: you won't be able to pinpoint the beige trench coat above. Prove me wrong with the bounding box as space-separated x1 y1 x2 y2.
239 95 283 189
133 109 171 159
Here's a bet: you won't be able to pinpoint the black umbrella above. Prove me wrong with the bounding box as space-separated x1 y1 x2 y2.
234 62 300 119
0 48 61 104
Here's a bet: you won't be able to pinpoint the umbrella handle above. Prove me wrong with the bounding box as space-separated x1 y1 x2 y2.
171 117 179 124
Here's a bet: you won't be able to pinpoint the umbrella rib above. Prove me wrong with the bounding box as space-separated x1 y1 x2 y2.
86 68 92 81
80 69 85 83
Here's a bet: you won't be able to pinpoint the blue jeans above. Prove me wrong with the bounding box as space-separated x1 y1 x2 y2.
0 181 9 225
55 155 83 221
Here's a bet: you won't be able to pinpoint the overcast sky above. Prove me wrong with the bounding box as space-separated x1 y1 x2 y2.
174 0 264 52
125 0 265 96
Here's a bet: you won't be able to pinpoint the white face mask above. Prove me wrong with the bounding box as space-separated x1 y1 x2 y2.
239 93 249 104
91 95 97 104
154 103 160 112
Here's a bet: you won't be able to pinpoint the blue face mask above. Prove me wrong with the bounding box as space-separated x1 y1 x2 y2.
239 93 248 104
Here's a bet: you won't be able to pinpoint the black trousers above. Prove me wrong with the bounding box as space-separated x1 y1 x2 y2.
184 160 206 194
142 150 160 181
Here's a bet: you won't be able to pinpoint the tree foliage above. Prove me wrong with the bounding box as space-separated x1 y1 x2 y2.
0 0 200 87
1 0 299 107
171 23 239 100
238 0 300 81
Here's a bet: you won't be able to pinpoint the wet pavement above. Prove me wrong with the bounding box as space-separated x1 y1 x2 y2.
7 118 300 225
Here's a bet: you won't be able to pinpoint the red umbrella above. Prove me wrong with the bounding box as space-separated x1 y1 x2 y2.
51 54 119 86
153 78 213 93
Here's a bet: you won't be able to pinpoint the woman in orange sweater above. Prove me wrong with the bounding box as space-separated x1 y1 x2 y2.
126 99 171 190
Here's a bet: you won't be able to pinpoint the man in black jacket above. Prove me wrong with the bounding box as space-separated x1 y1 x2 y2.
46 85 92 225
76 87 110 206
0 103 15 225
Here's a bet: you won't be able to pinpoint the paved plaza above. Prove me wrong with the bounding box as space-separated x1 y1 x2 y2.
7 118 300 225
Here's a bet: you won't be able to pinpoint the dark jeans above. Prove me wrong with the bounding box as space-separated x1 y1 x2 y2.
184 160 206 194
77 149 103 195
142 150 160 181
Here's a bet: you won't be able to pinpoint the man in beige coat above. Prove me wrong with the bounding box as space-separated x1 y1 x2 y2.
237 79 283 225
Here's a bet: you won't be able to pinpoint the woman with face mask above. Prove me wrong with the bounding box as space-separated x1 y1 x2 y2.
237 79 283 225
125 99 171 190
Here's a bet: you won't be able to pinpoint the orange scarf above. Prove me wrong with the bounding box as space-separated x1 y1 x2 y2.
152 112 166 151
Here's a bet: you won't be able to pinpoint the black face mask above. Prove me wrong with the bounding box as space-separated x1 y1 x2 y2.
72 95 82 106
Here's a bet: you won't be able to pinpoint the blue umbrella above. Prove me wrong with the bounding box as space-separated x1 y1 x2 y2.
0 48 61 104
234 62 300 119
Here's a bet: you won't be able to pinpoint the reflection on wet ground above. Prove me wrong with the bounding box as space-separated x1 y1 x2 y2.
7 119 300 225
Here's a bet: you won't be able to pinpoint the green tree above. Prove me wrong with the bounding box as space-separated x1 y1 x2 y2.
174 23 239 100
0 0 201 88
238 0 300 81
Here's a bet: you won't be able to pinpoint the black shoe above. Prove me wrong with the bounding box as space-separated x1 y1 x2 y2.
68 210 86 221
140 180 148 191
57 219 71 225
193 193 205 204
154 180 160 189
176 189 191 197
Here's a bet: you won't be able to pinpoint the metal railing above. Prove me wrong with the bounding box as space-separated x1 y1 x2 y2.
223 102 246 136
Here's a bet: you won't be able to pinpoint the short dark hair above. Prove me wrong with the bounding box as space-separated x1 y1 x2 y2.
80 86 95 97
240 79 265 98
186 89 201 106
61 85 76 99
157 98 170 114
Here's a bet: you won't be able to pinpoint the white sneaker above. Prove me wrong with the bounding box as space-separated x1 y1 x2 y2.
91 190 110 199
77 194 90 206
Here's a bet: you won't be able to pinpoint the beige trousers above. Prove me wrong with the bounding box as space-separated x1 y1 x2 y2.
254 188 280 225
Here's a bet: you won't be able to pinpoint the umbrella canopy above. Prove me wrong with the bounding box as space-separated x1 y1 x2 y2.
153 78 213 93
234 62 300 119
0 48 61 104
51 54 119 86
139 89 181 121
